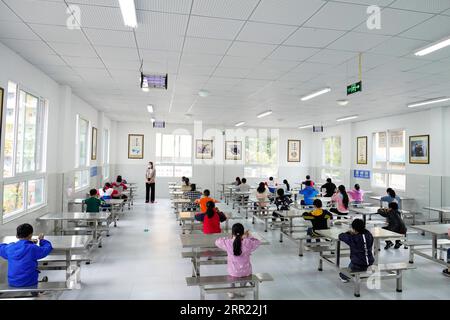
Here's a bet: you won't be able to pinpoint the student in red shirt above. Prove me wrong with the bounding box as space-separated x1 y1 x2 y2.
194 201 227 234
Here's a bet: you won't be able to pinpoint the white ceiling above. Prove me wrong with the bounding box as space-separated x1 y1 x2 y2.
1 0 450 127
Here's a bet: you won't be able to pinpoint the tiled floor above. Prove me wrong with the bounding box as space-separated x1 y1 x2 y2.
55 199 450 300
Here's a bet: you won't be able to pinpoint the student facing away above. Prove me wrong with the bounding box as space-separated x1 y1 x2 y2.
302 199 332 242
443 228 450 277
302 175 315 188
330 185 350 217
377 202 407 249
381 188 402 210
348 184 364 203
299 180 319 206
85 188 102 213
194 201 227 234
195 189 219 213
0 224 53 287
181 177 191 192
215 223 261 299
272 188 293 223
320 178 337 197
338 219 374 283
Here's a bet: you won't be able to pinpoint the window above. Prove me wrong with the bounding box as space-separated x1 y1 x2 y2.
102 129 110 179
322 136 341 167
244 136 278 178
372 130 406 190
155 133 192 177
74 115 90 190
2 81 48 222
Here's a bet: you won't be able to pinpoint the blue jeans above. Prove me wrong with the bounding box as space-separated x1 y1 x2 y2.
339 263 368 281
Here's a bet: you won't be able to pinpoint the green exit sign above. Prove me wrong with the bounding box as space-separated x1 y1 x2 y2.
347 81 362 95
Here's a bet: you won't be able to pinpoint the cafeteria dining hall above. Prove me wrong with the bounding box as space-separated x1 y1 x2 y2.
0 0 448 314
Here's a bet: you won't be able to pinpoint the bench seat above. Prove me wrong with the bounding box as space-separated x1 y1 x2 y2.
40 254 91 263
0 282 71 298
182 251 227 259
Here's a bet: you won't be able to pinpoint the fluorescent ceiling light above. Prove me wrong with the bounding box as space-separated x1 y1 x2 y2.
118 0 137 28
336 115 358 122
198 89 209 97
235 121 245 127
301 87 331 101
298 124 313 129
337 99 349 106
415 37 450 56
150 117 155 123
147 105 154 113
257 110 272 118
407 97 450 108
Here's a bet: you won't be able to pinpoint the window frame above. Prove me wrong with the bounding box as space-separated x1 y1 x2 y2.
320 136 343 182
102 128 110 180
244 136 278 178
155 133 193 177
74 115 91 191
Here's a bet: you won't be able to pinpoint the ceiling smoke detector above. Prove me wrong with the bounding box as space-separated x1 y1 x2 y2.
337 99 349 106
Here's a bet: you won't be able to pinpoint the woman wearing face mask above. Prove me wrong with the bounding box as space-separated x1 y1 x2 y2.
145 162 156 204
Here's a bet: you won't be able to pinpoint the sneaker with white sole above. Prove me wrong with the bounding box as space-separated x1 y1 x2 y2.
443 269 450 277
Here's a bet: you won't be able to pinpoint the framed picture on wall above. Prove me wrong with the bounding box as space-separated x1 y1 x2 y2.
196 140 213 159
356 136 367 164
287 140 301 162
128 134 144 159
0 87 3 151
91 127 97 160
409 135 429 164
225 141 242 160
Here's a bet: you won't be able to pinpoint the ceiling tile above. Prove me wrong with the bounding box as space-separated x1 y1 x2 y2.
135 0 193 14
227 41 276 57
237 22 297 44
250 0 326 25
135 32 183 51
0 21 40 40
76 4 131 31
369 36 429 57
49 41 98 57
136 11 188 36
63 55 104 68
0 1 21 22
307 49 357 65
187 16 244 40
399 15 450 41
213 66 251 78
183 37 231 55
30 24 88 43
220 55 262 68
389 0 450 13
285 27 345 48
192 0 259 20
3 0 69 25
268 46 320 61
304 2 367 31
84 28 135 47
1 38 56 56
327 32 391 52
181 53 223 66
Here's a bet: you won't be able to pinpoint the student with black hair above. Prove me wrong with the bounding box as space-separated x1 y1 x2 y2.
238 178 251 192
330 185 350 218
234 177 242 186
299 180 319 206
381 188 402 210
377 202 407 249
348 184 364 203
183 183 202 211
320 178 337 197
282 179 290 192
302 175 315 187
255 182 270 213
302 199 332 243
195 189 219 213
215 223 261 299
338 219 374 283
85 188 102 213
0 224 53 287
194 201 227 234
181 177 191 192
272 188 293 223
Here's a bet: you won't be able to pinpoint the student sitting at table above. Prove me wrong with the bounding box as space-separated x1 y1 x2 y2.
299 181 319 206
194 201 227 234
85 188 102 213
320 178 336 197
302 175 315 188
338 219 374 283
348 184 364 203
380 188 402 210
112 175 128 200
238 178 251 193
0 224 53 288
233 177 242 186
183 183 202 211
443 228 450 277
272 188 293 223
377 202 407 249
330 185 350 218
281 179 290 192
215 223 261 299
255 182 270 214
99 183 119 200
195 189 219 213
181 178 191 192
302 199 332 243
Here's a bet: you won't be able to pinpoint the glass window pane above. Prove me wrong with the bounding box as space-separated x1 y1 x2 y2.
373 132 387 169
155 133 162 159
28 179 44 208
156 165 174 177
179 135 192 163
372 172 387 188
103 129 109 165
389 174 406 191
3 82 17 178
388 130 405 170
174 166 192 177
3 182 25 217
78 117 89 167
322 137 341 167
162 134 175 160
22 91 38 172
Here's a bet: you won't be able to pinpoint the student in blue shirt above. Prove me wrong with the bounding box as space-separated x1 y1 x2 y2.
380 188 402 210
0 223 53 287
299 180 319 206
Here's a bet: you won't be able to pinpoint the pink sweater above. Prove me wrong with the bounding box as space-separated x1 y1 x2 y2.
332 193 349 213
215 237 261 277
348 189 364 202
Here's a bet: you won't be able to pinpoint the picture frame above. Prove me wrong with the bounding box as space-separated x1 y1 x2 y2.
225 141 242 160
128 134 144 159
91 127 97 160
287 140 301 162
409 135 429 164
0 87 3 151
356 136 368 165
195 140 213 159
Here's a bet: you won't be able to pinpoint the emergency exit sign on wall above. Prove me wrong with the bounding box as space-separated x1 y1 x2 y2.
347 81 362 95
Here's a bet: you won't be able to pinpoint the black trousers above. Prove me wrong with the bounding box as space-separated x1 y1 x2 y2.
146 183 155 202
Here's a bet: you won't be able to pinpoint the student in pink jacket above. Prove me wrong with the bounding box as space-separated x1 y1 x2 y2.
348 184 364 203
215 223 261 299
330 185 350 219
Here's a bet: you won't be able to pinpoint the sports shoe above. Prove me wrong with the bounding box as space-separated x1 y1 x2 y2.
443 269 450 277
339 273 349 283
384 241 394 250
227 292 236 299
41 276 48 282
394 241 403 249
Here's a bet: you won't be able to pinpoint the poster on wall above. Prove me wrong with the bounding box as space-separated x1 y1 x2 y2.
409 135 429 164
91 127 97 160
287 140 301 162
128 134 144 159
196 140 213 159
356 136 367 164
225 141 242 160
0 87 3 151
